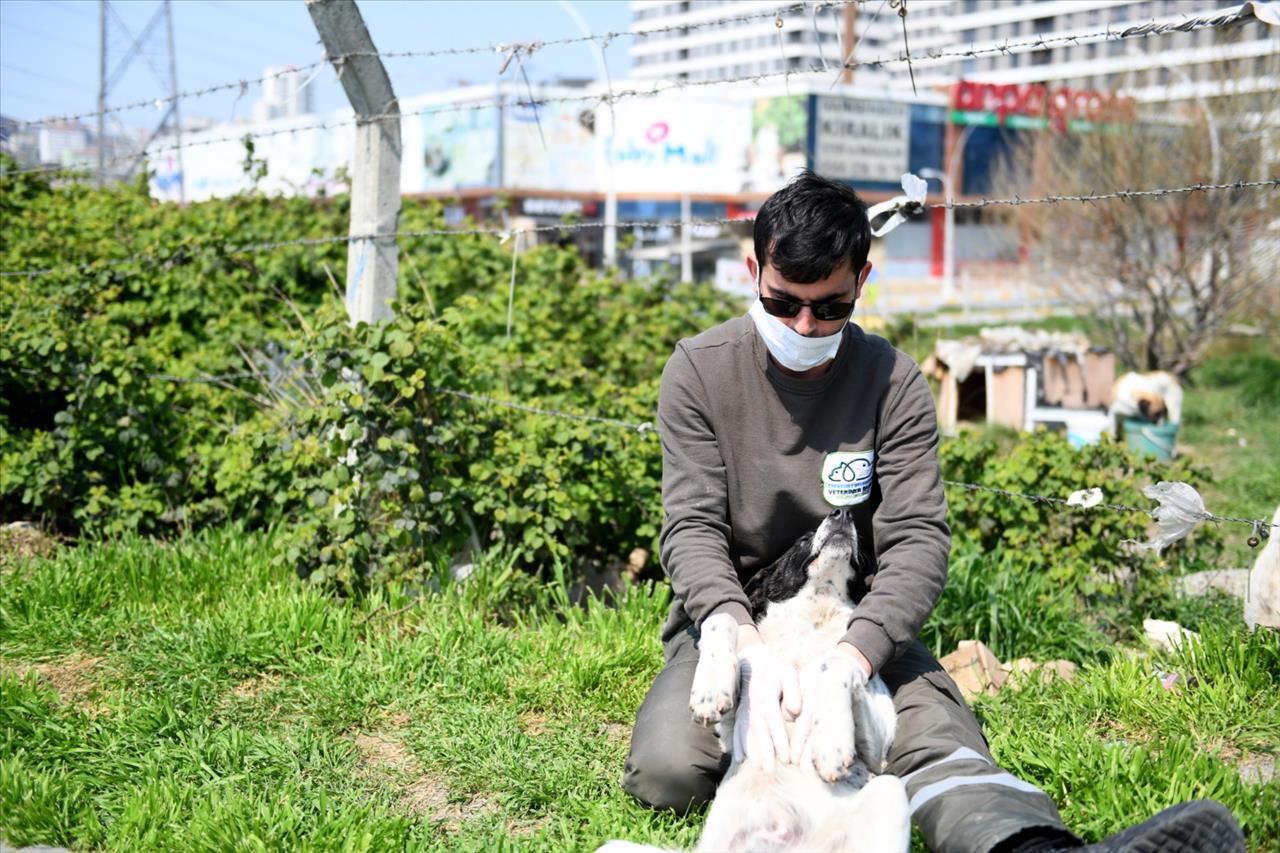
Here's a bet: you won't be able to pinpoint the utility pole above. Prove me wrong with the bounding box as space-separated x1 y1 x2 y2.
680 194 693 282
307 0 401 325
96 1 186 193
163 0 185 203
97 0 107 187
841 2 857 85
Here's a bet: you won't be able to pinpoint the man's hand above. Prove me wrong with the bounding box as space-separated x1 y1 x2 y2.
834 641 874 680
732 637 801 772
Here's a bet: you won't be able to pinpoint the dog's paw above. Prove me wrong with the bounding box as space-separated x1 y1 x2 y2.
689 613 739 726
811 714 858 782
690 652 738 725
808 656 860 782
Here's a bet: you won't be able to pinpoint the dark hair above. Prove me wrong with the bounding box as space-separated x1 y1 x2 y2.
753 169 871 283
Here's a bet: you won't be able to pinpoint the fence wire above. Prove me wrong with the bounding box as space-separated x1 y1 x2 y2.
127 367 1278 541
3 2 1266 179
13 1 860 130
3 178 1275 281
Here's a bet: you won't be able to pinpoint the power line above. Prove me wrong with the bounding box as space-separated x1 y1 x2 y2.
6 0 1265 181
129 366 1279 541
12 0 1261 137
0 62 91 92
11 1 855 130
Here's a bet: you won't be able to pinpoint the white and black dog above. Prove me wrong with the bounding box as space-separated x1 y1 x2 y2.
600 507 910 853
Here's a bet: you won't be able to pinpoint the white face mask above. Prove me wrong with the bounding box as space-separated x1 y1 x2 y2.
748 298 848 372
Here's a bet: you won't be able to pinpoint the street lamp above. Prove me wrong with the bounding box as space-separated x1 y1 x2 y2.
557 0 618 268
918 167 955 304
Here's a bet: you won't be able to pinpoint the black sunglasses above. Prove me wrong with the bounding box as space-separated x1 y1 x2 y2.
759 295 855 321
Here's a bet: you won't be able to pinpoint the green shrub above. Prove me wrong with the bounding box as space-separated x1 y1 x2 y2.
0 158 348 535
249 248 737 593
1191 350 1280 413
940 429 1224 635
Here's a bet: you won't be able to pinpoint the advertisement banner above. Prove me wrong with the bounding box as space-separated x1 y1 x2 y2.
608 97 751 194
812 96 910 183
504 101 597 191
416 106 499 191
150 118 353 202
745 95 809 193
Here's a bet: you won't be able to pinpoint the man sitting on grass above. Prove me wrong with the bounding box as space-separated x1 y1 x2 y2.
620 169 1245 853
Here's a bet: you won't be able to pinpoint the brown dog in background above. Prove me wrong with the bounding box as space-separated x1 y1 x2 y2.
1107 371 1183 435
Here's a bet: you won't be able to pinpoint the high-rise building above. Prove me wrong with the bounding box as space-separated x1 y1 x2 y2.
251 64 316 123
629 0 1278 107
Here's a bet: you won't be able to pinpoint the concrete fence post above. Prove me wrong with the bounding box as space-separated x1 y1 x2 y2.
307 0 401 325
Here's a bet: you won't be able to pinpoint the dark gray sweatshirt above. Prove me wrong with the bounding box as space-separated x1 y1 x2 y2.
657 314 951 674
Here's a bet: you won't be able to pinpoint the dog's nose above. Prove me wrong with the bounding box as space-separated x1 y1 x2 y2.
829 506 854 522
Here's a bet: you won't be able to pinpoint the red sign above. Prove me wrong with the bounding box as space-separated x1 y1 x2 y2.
950 81 1135 131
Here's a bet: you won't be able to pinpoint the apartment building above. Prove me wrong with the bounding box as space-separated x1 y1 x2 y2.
629 0 1278 108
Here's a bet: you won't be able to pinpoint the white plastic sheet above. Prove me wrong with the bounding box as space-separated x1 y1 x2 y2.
1126 481 1209 553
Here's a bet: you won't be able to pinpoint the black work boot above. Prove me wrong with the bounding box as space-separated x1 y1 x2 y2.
1075 800 1244 853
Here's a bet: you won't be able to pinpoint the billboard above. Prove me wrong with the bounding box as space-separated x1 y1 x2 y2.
811 96 911 184
949 81 1136 132
504 101 597 191
608 97 751 194
413 105 499 192
149 117 353 202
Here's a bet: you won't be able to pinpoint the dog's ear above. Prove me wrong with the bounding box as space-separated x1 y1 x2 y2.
746 531 814 618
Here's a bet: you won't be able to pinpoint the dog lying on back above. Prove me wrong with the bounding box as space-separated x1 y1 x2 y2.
598 508 909 853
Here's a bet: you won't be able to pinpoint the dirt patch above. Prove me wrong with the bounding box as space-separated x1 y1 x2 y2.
8 653 107 715
601 722 631 748
1235 754 1276 786
0 521 59 573
505 816 549 838
229 672 282 701
354 728 495 827
1090 718 1154 749
1215 744 1276 786
356 732 420 776
519 712 550 737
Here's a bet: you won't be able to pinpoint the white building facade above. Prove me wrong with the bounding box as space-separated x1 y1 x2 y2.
629 0 1278 108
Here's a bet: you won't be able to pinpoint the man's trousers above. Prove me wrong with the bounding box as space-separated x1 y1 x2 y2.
621 625 1079 853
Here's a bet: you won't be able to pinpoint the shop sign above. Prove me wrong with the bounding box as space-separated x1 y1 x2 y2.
949 81 1135 132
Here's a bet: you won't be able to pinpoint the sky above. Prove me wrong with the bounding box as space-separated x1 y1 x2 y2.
0 0 634 130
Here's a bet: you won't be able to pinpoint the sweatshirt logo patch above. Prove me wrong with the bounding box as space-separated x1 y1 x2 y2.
822 451 874 506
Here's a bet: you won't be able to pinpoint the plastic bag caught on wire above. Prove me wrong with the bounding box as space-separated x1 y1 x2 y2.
1124 481 1209 554
1067 487 1104 509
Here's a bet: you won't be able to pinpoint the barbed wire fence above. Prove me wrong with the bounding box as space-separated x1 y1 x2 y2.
4 178 1276 281
4 1 1277 549
130 363 1278 548
1 2 1266 180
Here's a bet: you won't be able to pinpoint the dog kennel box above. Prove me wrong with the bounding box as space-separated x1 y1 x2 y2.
934 348 1115 437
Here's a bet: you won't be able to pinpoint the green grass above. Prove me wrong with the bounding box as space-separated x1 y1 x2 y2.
1180 337 1280 568
3 528 1277 851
